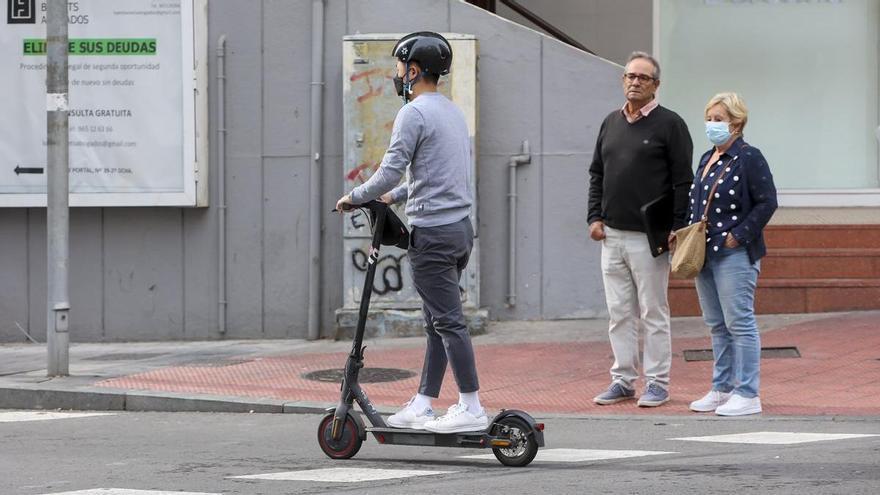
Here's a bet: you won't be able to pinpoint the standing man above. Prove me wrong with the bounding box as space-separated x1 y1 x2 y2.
336 32 486 433
588 52 694 407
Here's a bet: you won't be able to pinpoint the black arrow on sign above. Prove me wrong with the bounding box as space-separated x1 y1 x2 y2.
14 166 44 175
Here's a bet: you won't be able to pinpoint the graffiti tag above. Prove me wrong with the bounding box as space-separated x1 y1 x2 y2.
350 211 365 230
352 249 405 295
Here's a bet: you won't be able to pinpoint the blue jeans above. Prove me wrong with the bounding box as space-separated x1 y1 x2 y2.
695 248 761 398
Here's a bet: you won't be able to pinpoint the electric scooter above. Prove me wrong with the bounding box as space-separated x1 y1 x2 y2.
318 200 545 467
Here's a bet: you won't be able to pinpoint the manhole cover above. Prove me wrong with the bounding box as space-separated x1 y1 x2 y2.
84 353 166 361
302 368 416 383
684 346 800 362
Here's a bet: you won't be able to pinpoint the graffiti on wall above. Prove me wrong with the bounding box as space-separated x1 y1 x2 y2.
344 46 451 188
342 36 478 310
351 248 405 295
349 210 366 230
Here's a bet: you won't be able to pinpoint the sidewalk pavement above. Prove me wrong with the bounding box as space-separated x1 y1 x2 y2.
1 311 878 417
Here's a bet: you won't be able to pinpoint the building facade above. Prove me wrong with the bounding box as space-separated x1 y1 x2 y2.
0 0 876 343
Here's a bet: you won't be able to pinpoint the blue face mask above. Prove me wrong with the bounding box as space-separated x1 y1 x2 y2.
705 121 732 146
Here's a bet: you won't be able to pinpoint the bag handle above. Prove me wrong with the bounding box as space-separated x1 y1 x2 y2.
699 155 738 221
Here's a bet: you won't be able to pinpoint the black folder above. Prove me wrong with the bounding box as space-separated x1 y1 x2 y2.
640 193 673 257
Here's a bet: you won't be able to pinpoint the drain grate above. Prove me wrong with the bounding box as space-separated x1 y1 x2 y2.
84 353 166 361
184 359 252 368
684 346 801 362
302 367 416 383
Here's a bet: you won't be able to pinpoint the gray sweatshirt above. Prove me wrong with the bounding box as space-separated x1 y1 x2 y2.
348 92 472 228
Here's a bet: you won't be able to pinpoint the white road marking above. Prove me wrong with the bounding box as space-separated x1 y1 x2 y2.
460 448 675 463
42 490 220 495
671 432 880 445
230 467 455 483
0 411 115 423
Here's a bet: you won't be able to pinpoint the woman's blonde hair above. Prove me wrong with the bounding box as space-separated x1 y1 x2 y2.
705 92 748 132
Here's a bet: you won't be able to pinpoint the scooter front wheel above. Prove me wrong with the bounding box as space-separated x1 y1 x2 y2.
317 411 363 459
491 416 539 467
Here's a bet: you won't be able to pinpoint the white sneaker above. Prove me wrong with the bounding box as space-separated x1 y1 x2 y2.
715 393 762 416
423 403 489 434
386 399 435 430
689 390 733 413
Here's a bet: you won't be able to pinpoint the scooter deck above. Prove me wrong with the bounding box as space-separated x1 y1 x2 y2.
367 426 487 435
366 426 492 448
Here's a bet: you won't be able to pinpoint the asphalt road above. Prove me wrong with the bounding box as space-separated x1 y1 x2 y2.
2 410 879 495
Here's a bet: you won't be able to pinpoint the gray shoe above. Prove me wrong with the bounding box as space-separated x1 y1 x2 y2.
593 383 636 405
637 382 670 407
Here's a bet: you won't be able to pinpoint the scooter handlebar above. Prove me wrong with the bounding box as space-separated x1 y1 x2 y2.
331 199 387 214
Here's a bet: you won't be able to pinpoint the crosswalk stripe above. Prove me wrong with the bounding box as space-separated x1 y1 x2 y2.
41 490 220 495
671 432 880 445
0 411 115 423
460 448 675 462
229 467 455 483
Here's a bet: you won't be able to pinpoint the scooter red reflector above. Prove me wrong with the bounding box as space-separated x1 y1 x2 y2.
536 423 545 431
376 434 386 444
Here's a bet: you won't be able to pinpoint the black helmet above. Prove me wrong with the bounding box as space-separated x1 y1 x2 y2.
392 32 452 77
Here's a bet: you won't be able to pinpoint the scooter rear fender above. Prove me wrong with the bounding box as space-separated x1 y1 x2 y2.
491 409 545 447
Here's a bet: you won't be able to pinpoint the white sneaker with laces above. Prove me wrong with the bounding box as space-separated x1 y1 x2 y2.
387 398 435 430
423 403 489 434
715 393 762 416
689 390 733 412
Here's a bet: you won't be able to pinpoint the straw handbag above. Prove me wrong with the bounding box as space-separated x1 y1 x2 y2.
670 162 731 279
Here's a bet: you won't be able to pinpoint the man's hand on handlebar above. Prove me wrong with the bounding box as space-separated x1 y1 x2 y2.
379 192 394 205
335 194 353 213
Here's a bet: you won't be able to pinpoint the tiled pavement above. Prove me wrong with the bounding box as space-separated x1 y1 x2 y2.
95 312 880 416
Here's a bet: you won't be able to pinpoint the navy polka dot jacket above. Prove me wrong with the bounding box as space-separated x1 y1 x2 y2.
687 137 778 264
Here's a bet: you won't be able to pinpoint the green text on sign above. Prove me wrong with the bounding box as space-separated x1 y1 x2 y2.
23 39 158 56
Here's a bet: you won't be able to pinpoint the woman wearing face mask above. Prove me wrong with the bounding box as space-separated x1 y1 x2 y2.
685 92 777 416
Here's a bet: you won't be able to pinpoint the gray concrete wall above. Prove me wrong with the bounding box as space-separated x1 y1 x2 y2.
495 0 654 65
0 0 623 342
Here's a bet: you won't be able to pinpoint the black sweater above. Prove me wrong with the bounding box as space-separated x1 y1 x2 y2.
588 105 694 232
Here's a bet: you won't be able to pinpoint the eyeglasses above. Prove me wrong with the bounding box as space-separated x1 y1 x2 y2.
623 73 656 83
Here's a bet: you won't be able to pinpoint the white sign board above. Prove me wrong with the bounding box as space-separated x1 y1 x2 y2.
0 0 208 207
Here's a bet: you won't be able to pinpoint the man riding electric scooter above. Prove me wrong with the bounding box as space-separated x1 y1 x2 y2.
335 31 484 434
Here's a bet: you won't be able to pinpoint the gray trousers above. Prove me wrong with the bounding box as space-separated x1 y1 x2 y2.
600 226 672 390
408 216 479 397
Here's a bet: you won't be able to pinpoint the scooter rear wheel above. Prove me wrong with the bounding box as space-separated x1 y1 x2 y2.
317 411 363 460
491 416 539 467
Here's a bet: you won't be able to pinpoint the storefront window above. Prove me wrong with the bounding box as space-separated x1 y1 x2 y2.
658 0 879 191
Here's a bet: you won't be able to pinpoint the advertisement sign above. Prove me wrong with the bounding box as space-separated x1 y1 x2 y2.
0 0 207 207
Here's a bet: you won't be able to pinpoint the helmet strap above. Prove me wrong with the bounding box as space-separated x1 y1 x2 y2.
402 62 422 104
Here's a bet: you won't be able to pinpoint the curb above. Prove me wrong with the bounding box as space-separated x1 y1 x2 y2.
0 386 345 414
2 387 876 422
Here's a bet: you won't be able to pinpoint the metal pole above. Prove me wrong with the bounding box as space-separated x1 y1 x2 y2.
507 141 530 307
307 0 325 340
217 35 228 335
46 0 70 376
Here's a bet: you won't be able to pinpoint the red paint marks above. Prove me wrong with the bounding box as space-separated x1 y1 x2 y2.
346 162 379 183
352 68 392 103
346 162 370 182
350 68 383 82
357 84 384 103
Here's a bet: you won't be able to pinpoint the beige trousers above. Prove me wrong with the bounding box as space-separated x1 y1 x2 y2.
600 226 672 390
